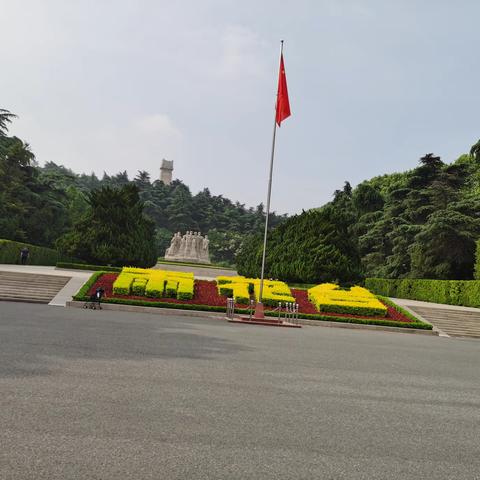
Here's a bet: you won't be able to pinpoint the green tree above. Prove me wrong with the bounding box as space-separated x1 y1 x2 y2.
236 206 361 284
0 133 70 246
56 185 157 267
0 109 16 136
410 204 480 279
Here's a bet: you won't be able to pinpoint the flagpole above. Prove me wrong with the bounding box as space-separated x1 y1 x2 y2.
255 40 284 318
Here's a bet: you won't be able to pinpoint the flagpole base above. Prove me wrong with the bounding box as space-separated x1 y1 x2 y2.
253 302 265 319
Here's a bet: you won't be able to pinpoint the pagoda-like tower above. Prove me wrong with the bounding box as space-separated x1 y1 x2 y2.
160 159 173 185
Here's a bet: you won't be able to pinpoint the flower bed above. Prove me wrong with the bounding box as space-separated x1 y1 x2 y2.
79 273 427 327
88 273 246 308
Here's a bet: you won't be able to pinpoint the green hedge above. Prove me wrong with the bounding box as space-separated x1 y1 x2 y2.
57 262 122 272
73 271 105 299
475 240 480 280
316 302 387 317
0 239 78 266
74 273 431 330
365 277 480 308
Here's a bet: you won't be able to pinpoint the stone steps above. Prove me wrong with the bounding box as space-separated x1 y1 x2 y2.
0 271 70 304
408 306 480 339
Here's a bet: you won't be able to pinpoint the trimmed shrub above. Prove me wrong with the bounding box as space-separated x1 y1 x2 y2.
176 280 194 300
73 271 105 300
145 277 166 298
132 278 148 296
0 239 78 266
366 277 480 308
112 275 134 295
475 240 480 280
308 283 387 317
57 262 122 272
165 280 178 298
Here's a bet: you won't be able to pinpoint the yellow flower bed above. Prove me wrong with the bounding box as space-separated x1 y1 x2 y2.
308 283 387 317
112 267 194 300
216 275 295 306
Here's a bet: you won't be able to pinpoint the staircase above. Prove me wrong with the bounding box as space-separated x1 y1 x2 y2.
0 270 70 304
408 305 480 339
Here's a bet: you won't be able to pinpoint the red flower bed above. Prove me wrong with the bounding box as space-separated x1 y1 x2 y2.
88 274 412 323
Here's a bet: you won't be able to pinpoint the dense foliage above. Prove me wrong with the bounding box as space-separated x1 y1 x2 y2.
56 185 157 267
0 109 285 266
3 108 480 282
237 150 480 283
0 131 70 246
236 188 362 284
355 153 480 280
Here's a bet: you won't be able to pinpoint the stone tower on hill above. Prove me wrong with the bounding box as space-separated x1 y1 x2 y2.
160 159 173 185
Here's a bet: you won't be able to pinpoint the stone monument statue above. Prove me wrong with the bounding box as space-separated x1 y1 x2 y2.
164 231 211 264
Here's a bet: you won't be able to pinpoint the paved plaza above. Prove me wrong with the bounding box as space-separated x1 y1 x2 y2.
0 301 479 479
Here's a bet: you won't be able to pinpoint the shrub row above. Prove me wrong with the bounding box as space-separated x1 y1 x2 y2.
0 239 78 266
57 262 122 272
365 278 480 308
73 271 105 300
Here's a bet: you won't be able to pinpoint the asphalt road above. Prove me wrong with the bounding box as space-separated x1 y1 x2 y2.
0 302 479 480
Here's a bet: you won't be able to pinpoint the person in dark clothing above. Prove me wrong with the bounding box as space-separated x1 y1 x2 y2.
94 287 105 309
84 287 106 309
20 247 29 265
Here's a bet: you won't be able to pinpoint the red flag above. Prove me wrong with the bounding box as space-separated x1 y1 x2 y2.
275 53 291 126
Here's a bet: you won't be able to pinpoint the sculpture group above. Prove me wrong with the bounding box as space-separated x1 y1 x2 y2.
165 231 211 264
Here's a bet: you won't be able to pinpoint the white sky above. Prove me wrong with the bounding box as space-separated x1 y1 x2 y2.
2 0 479 214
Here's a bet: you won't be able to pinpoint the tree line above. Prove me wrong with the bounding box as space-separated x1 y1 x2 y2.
0 109 286 266
4 107 480 282
237 148 480 283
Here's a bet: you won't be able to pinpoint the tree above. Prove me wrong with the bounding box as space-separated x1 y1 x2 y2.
207 229 244 265
0 133 70 246
56 185 157 267
410 204 480 279
134 170 151 189
0 109 16 136
352 183 384 215
470 139 480 162
236 207 361 284
166 183 195 232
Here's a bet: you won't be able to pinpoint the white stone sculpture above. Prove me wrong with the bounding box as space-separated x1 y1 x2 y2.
164 231 211 264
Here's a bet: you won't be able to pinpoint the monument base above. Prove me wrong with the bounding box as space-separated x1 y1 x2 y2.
164 256 211 265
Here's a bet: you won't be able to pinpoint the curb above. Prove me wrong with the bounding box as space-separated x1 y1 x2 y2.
67 300 226 319
297 318 438 335
67 300 437 335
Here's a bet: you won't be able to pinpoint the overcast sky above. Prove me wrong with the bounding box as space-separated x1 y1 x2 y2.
2 0 479 214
